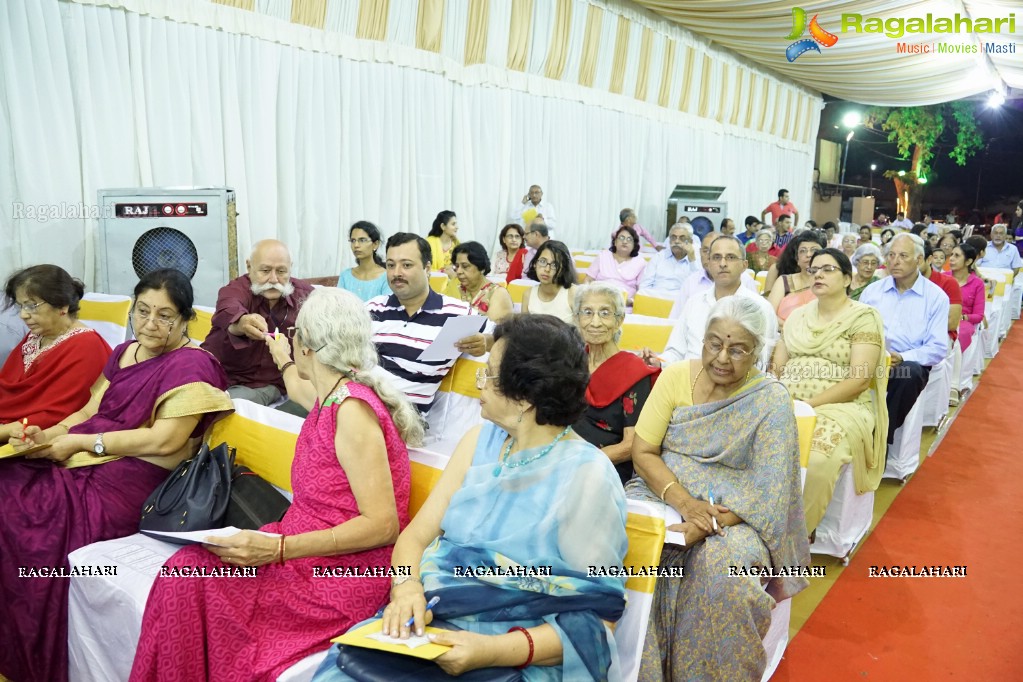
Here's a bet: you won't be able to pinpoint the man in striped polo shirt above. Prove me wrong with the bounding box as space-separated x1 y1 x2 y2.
368 232 487 414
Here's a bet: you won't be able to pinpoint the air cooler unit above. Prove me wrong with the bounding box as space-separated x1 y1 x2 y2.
97 188 238 307
666 185 728 242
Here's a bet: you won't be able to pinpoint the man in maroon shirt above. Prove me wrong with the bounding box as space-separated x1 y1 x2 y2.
201 239 313 405
921 241 962 344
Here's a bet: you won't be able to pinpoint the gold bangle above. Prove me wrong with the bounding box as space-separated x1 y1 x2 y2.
659 480 679 501
329 527 339 554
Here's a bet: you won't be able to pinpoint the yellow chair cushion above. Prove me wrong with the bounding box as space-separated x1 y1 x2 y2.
632 293 673 318
622 508 666 594
78 299 131 326
190 308 214 344
619 323 672 354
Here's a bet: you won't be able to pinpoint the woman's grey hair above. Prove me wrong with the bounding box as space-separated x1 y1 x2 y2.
755 228 774 242
851 242 883 267
573 282 626 343
295 288 424 445
704 295 769 356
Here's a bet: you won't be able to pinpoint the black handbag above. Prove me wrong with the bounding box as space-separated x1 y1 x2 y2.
335 620 522 682
139 441 234 537
224 465 291 530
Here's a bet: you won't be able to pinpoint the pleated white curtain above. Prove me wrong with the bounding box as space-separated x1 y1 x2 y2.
0 0 817 290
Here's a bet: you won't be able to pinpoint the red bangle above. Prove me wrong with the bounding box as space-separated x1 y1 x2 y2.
508 626 533 669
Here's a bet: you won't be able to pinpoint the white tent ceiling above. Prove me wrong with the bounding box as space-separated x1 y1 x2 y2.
632 0 1021 106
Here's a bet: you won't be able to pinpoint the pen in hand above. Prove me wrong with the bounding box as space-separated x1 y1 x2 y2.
21 417 28 442
709 489 718 532
406 595 440 629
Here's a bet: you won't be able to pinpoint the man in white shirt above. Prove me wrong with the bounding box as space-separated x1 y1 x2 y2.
890 212 913 230
509 185 557 232
977 224 1021 277
669 231 759 319
643 236 776 368
637 223 701 296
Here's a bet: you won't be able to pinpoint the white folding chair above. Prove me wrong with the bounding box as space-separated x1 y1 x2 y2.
884 391 926 483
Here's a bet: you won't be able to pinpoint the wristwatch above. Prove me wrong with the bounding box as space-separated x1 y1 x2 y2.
93 433 105 455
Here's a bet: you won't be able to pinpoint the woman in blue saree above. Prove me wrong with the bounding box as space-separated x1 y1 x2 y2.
314 314 629 681
626 296 810 681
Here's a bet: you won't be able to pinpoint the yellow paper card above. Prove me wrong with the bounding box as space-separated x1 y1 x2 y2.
521 207 538 225
0 442 50 459
331 619 452 660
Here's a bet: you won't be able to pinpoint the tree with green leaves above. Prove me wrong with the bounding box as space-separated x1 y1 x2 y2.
866 101 984 220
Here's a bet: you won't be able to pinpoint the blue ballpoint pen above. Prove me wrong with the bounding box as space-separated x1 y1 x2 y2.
406 596 441 628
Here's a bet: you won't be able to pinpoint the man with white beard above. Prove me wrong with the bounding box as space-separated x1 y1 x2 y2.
202 239 313 405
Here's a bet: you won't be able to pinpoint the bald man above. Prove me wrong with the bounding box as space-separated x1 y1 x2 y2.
202 239 314 405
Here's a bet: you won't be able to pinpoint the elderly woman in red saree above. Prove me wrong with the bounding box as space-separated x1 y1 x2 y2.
626 296 809 681
1 269 232 682
0 265 111 441
131 288 423 681
572 282 657 486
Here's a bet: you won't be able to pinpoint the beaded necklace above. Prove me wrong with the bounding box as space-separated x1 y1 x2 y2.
493 425 573 477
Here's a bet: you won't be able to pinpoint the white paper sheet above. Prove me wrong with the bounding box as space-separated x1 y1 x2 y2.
663 505 687 547
141 527 278 546
366 630 432 649
417 315 487 362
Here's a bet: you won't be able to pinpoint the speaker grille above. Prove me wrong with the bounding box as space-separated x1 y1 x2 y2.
131 227 199 280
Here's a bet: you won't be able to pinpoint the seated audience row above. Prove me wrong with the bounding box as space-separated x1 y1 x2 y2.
2 269 233 681
4 206 1014 680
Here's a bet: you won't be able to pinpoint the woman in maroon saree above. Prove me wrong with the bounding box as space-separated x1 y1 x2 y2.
0 269 232 682
0 265 111 440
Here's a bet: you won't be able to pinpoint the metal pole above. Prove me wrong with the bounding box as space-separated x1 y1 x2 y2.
840 131 854 185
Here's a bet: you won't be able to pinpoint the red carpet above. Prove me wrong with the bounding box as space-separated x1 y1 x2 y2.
775 324 1023 680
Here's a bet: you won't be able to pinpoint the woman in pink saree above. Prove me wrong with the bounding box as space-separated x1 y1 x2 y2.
131 288 422 681
1 269 232 682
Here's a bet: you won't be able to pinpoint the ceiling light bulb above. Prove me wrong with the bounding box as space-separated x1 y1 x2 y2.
842 112 862 128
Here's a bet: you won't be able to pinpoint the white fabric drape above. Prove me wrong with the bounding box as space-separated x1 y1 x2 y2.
0 0 818 290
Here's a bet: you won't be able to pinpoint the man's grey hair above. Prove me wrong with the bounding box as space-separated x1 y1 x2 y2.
891 233 925 260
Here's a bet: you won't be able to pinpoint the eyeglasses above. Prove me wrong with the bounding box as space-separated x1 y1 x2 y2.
475 367 499 390
285 326 326 351
349 237 372 245
578 309 616 320
669 236 692 243
535 258 555 270
709 254 743 263
616 235 635 243
806 264 841 275
858 259 879 267
133 306 179 328
13 301 48 314
703 338 754 361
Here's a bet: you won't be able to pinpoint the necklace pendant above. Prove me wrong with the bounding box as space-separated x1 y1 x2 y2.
492 465 503 477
